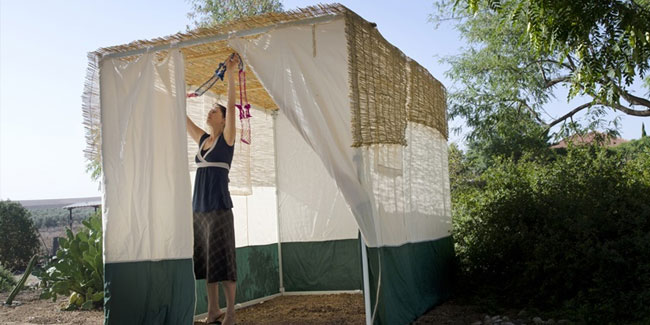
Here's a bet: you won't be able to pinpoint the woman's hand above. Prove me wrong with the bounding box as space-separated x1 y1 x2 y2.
225 53 240 76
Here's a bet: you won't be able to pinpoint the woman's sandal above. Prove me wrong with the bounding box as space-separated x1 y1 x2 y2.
200 311 226 324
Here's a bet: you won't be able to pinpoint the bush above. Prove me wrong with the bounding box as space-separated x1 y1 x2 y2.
39 212 103 310
0 201 40 270
452 146 650 323
610 136 650 161
0 263 17 292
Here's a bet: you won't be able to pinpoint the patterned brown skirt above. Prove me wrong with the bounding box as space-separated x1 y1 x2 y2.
193 209 237 283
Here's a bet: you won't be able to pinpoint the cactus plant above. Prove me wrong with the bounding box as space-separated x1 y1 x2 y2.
4 254 37 305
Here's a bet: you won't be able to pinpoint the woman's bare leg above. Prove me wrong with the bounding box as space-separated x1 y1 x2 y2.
221 281 236 325
206 282 224 322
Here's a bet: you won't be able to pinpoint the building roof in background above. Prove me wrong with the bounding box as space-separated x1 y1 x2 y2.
62 200 102 210
19 197 102 209
550 132 629 149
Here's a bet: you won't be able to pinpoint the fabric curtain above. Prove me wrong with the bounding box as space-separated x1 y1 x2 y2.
229 17 382 247
100 50 195 324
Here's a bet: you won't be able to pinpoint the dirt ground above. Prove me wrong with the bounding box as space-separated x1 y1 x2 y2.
232 294 366 325
0 288 103 325
1 288 491 325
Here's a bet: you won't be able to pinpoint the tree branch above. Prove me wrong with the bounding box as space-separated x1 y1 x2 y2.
545 102 594 131
607 80 650 110
537 61 547 85
513 99 547 125
524 59 573 71
544 75 571 89
619 90 650 109
566 54 577 71
543 95 650 134
610 101 650 116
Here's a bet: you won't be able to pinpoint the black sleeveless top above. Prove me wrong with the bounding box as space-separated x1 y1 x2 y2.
192 133 234 212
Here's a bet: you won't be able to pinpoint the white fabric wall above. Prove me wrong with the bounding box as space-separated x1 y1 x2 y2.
275 111 358 242
100 50 193 262
231 187 278 247
229 18 381 246
360 123 452 246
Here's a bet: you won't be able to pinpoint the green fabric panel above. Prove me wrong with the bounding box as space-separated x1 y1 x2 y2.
104 258 195 325
366 236 455 325
194 243 279 315
281 238 362 292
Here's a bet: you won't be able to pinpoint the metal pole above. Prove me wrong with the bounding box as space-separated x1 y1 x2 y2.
361 233 372 325
100 15 341 61
272 110 285 293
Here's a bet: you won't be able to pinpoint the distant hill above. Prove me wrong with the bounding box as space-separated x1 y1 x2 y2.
14 197 101 229
19 197 101 209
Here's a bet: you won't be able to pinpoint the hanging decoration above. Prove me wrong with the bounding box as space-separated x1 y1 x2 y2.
236 64 252 144
187 53 252 145
186 62 226 98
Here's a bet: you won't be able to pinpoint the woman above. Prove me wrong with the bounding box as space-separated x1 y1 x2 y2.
186 53 240 325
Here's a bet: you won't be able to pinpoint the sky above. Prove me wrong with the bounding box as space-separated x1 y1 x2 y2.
0 0 647 201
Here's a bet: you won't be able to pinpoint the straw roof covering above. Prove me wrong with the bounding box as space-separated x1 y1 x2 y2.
345 10 409 146
345 9 447 146
83 3 447 160
92 4 348 111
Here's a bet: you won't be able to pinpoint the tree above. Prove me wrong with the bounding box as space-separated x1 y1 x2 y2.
448 143 470 191
0 201 40 270
433 0 650 157
187 0 284 28
435 5 555 167
453 0 650 117
643 122 647 137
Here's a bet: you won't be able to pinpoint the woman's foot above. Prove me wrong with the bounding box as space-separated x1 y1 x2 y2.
204 311 225 324
221 311 235 325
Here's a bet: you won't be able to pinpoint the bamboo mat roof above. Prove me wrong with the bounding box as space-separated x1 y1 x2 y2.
93 4 348 110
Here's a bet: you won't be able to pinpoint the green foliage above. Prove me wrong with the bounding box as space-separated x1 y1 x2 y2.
0 201 40 271
85 119 102 183
609 136 650 160
187 0 284 28
38 212 103 310
451 146 650 322
0 263 17 293
85 158 102 183
643 122 647 138
448 143 471 191
434 0 650 150
5 255 38 305
453 0 650 115
463 108 551 172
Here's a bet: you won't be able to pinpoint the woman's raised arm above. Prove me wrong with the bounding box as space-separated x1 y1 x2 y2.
223 54 239 146
186 115 205 144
